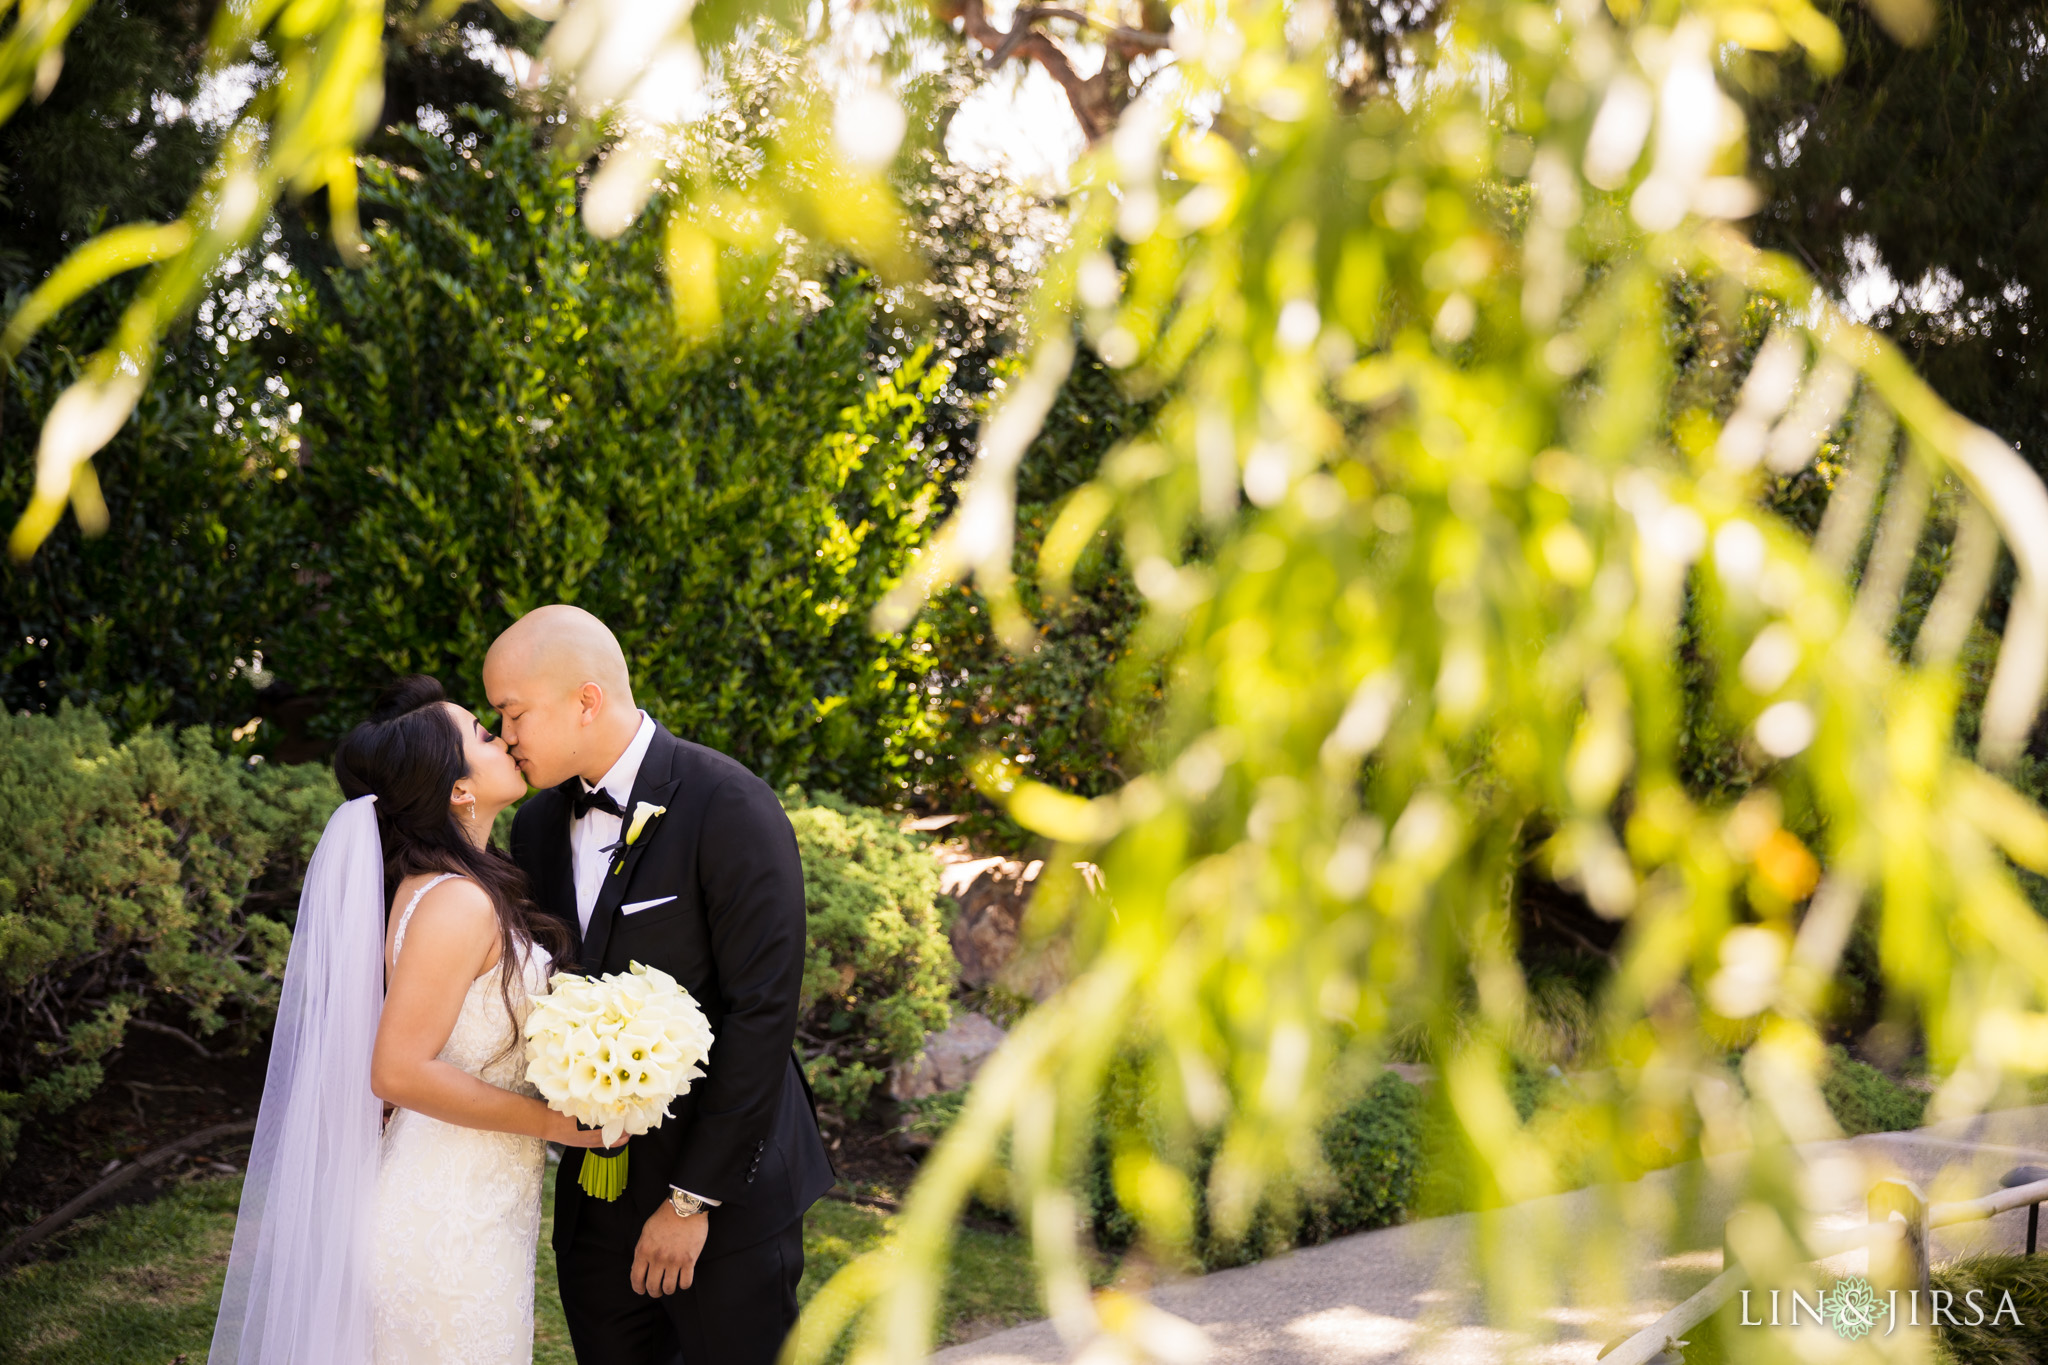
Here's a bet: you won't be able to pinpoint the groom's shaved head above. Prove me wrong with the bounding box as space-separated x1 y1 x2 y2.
483 605 640 788
487 604 634 708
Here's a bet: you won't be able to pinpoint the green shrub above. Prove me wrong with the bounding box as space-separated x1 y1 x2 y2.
0 292 300 740
1821 1043 1929 1136
901 1053 1428 1265
898 1090 967 1143
239 113 947 796
6 109 948 799
0 111 1167 820
0 707 337 1168
1307 1071 1429 1235
785 789 956 1121
916 348 1163 836
1017 1059 1428 1268
1164 1070 1426 1269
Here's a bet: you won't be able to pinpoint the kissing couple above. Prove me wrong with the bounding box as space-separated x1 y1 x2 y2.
207 605 835 1365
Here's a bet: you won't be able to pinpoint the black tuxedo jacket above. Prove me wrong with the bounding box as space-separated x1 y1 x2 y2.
510 722 834 1261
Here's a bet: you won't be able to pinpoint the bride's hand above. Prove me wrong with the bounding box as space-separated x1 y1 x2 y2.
544 1109 620 1148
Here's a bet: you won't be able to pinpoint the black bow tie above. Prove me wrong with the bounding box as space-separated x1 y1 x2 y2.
571 784 626 821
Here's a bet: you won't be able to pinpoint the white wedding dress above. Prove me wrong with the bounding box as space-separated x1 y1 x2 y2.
368 873 554 1365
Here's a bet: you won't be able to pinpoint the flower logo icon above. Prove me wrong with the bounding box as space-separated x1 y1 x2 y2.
1826 1276 1883 1340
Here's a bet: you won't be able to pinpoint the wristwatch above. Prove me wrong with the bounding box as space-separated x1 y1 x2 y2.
669 1187 710 1220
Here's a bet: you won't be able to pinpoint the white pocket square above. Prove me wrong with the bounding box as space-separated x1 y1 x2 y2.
620 895 676 915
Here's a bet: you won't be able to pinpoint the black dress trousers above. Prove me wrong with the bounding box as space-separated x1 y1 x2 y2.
557 1190 804 1365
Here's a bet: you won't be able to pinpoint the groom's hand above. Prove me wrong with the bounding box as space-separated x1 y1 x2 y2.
632 1203 709 1297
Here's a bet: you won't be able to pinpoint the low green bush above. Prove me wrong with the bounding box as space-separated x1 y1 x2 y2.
1090 1068 1427 1272
897 1089 967 1144
910 1056 1428 1269
1158 1070 1427 1270
903 1041 1931 1278
0 707 336 1169
1307 1071 1430 1236
1821 1043 1930 1136
784 789 956 1122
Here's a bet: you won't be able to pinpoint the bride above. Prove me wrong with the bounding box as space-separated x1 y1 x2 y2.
209 675 610 1365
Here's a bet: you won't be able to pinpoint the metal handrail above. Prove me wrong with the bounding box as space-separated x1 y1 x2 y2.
1931 1174 2048 1228
1594 1268 1745 1365
1594 1169 2048 1365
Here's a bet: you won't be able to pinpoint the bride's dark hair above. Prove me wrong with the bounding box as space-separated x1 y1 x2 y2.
333 675 568 1052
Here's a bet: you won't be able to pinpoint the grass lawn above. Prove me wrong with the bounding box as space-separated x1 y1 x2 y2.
2 1178 1043 1365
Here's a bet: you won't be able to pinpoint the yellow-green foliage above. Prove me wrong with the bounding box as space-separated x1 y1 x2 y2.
816 2 2048 1361
0 707 336 1166
784 789 956 1121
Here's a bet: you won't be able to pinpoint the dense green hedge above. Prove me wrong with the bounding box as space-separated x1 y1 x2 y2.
0 286 298 739
785 789 956 1121
3 111 949 797
915 347 1162 833
0 708 337 1168
0 107 1165 820
1077 1068 1426 1271
242 116 947 793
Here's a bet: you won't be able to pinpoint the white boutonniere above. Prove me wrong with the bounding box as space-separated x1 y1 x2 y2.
625 801 667 846
611 801 668 874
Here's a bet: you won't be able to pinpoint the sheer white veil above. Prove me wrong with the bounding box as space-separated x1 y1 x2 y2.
210 794 386 1365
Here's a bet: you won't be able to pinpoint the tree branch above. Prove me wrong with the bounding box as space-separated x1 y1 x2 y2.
126 1018 218 1059
0 1119 257 1268
1014 6 1173 55
954 0 1117 142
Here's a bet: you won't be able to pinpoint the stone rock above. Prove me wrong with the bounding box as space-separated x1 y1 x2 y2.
940 853 1042 987
889 1011 1008 1101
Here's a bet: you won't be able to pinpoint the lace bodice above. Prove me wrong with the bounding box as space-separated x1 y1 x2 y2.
370 873 554 1364
389 872 550 1086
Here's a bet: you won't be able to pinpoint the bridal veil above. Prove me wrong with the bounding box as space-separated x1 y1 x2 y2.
210 794 386 1365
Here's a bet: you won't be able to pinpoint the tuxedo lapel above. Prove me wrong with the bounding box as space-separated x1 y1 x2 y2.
578 727 683 971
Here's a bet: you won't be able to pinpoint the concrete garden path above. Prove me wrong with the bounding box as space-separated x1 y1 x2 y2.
935 1101 2048 1365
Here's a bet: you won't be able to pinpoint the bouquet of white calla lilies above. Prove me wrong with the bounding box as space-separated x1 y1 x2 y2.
523 961 714 1200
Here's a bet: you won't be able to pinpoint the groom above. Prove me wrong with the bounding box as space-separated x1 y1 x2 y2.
485 604 835 1365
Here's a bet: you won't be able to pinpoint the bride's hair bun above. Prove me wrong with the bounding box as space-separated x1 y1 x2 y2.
332 674 464 841
369 674 452 724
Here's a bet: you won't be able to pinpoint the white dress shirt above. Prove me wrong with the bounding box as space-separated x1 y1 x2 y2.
570 711 656 936
568 709 718 1210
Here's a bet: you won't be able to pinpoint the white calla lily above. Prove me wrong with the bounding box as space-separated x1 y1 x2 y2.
520 959 715 1170
624 801 668 846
